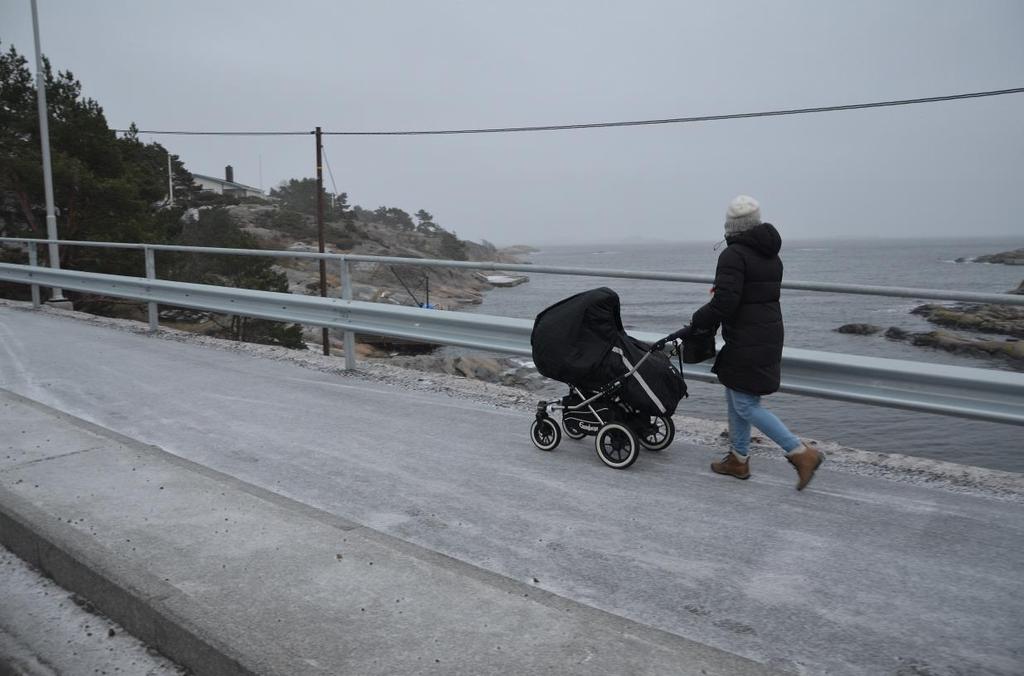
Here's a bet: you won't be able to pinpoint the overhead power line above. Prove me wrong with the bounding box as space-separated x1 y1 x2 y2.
115 87 1024 137
327 87 1024 136
114 130 314 136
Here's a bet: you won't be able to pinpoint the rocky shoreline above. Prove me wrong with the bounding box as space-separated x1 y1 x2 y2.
168 203 536 356
836 322 1023 368
836 277 1024 370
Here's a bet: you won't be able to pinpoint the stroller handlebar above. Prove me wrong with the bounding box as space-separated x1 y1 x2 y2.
650 326 692 352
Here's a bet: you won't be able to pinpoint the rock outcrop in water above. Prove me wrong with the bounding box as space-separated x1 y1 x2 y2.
911 303 1024 339
873 326 1024 368
884 327 909 340
897 329 1024 365
835 323 883 335
879 325 1024 369
837 291 1024 369
904 297 1024 368
970 248 1024 265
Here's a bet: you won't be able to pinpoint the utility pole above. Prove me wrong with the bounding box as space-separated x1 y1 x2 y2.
167 152 174 205
316 126 329 355
30 0 67 303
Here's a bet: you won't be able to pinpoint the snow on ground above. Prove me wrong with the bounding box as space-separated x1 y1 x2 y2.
1 298 1021 503
0 545 187 675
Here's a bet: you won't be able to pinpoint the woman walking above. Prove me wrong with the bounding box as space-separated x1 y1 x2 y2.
688 195 824 490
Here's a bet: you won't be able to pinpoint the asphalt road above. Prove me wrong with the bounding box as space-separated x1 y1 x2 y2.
1 306 1022 675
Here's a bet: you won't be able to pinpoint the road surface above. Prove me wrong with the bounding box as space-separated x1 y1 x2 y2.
1 304 1022 674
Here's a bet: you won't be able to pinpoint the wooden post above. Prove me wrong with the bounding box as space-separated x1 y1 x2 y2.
316 126 329 355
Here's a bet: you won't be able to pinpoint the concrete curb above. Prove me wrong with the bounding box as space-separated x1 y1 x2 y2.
0 486 270 676
0 389 351 676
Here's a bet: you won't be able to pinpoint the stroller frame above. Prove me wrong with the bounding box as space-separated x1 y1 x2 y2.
531 347 677 469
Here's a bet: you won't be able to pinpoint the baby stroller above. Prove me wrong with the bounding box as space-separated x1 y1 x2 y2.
529 287 690 469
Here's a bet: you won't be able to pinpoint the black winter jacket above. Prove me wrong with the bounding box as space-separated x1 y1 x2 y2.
690 223 784 395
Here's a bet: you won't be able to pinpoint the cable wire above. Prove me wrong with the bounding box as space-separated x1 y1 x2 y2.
115 87 1023 137
114 130 313 136
325 87 1024 136
322 145 340 196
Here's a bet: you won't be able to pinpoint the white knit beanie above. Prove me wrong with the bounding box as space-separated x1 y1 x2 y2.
724 195 762 236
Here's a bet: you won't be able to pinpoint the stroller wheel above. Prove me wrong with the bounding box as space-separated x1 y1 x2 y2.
562 418 587 440
530 417 561 451
594 423 639 469
639 415 675 451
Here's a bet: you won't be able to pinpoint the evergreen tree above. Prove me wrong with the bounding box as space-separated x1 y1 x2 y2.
373 206 414 230
269 178 350 223
0 41 191 276
166 208 305 349
0 41 304 349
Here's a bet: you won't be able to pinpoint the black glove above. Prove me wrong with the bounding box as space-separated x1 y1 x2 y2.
667 326 693 342
651 325 692 352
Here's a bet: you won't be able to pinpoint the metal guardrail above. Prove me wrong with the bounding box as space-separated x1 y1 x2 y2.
2 237 1023 306
0 261 533 356
1 262 1023 426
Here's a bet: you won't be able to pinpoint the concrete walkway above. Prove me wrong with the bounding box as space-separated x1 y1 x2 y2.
0 390 771 675
1 305 1023 674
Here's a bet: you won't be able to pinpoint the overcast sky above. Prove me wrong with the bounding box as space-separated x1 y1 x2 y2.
2 0 1022 245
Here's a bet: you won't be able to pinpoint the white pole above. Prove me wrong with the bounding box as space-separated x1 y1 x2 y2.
30 0 65 302
167 152 174 205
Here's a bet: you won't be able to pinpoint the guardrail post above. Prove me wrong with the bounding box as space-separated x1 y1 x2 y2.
340 258 356 370
144 247 158 333
27 242 41 308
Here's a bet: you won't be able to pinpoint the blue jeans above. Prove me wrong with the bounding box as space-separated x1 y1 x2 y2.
724 388 802 457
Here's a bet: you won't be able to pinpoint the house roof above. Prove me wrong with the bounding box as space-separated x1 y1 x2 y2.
192 173 264 193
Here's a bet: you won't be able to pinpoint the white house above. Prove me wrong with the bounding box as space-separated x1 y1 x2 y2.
193 166 264 198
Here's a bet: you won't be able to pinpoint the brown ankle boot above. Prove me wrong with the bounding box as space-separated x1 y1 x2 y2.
711 451 750 480
787 445 824 490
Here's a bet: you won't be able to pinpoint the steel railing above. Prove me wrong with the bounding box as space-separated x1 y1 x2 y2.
3 237 1023 306
1 238 1023 425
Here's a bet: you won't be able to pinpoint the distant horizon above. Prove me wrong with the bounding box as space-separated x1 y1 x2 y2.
512 233 1023 249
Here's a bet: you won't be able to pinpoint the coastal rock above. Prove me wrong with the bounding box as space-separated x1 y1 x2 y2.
912 303 1024 339
910 330 1024 366
499 245 541 256
476 273 529 288
356 334 439 355
972 248 1024 265
836 323 883 335
885 327 909 340
384 354 547 390
908 295 1024 369
218 204 528 316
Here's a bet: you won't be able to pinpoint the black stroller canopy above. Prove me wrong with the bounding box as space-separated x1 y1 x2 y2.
531 287 625 388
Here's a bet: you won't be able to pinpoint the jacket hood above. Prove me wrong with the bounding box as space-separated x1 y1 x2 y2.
726 222 781 257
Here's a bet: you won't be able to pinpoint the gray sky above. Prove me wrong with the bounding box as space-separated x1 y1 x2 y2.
2 0 1022 245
